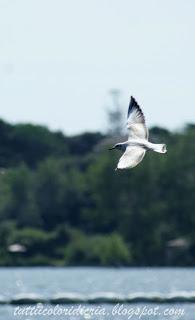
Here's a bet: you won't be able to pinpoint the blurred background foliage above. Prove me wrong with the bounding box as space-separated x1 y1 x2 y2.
0 116 195 266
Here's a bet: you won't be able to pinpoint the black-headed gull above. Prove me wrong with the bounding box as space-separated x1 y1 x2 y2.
109 96 167 170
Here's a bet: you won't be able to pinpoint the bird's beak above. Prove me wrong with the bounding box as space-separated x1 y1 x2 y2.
109 146 115 150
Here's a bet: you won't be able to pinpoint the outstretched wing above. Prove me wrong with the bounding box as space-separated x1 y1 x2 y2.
127 96 148 140
117 146 145 169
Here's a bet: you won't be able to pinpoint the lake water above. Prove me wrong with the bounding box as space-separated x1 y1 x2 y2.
0 267 195 319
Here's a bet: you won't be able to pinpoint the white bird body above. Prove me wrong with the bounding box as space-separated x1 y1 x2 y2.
119 139 166 152
109 96 167 170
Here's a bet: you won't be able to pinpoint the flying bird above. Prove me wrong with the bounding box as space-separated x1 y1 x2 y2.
109 96 167 170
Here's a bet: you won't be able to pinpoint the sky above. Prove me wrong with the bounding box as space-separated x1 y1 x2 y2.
0 0 195 135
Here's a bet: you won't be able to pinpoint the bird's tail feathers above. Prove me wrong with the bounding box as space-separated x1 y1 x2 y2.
153 144 167 154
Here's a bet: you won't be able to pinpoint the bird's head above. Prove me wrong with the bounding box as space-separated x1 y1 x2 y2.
109 143 124 151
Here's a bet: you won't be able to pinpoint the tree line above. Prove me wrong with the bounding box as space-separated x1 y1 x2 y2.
0 119 195 266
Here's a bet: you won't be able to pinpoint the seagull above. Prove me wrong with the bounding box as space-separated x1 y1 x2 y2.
109 96 167 170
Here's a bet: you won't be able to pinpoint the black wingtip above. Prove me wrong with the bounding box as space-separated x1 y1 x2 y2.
130 96 138 106
127 95 145 121
128 95 140 117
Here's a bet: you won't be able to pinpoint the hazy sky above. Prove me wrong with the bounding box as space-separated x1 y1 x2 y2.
0 0 195 135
